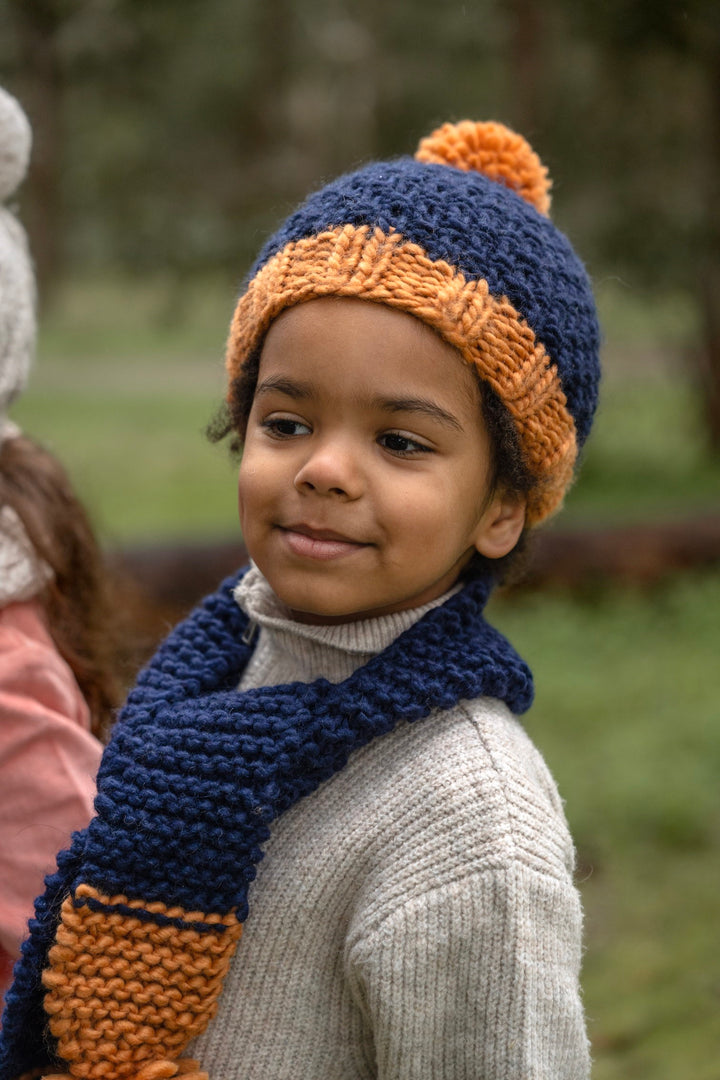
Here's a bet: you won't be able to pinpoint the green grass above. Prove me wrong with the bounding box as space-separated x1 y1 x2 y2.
488 573 720 1078
13 274 242 543
16 388 239 542
562 377 720 524
36 272 238 363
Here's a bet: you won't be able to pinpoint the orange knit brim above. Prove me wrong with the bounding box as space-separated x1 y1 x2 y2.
226 224 577 525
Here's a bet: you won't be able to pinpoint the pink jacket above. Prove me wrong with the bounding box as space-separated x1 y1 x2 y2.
0 600 102 1006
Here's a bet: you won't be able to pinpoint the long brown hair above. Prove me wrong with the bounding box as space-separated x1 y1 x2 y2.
0 433 120 738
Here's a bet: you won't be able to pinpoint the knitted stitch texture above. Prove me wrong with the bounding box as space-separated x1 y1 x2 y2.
0 566 532 1080
0 87 35 435
225 121 600 524
188 569 588 1078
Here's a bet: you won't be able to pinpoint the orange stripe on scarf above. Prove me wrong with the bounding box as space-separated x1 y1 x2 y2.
41 885 241 1080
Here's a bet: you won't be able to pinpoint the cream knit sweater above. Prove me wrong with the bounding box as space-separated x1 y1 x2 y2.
189 567 589 1079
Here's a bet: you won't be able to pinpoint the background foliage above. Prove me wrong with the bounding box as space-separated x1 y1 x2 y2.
2 0 719 437
0 4 716 310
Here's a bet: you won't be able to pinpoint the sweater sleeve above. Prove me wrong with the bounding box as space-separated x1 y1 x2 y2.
346 862 590 1080
0 602 102 986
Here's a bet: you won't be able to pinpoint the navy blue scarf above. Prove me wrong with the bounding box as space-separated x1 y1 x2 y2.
0 567 532 1080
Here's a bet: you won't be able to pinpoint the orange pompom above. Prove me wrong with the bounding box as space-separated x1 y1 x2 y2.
415 120 552 216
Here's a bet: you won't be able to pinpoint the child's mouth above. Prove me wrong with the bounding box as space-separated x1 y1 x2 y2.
279 525 369 561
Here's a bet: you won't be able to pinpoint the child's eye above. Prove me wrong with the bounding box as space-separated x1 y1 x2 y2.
378 432 433 456
261 416 311 439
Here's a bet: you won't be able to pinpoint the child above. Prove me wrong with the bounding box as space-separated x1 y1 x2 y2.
0 120 600 1079
0 87 114 1008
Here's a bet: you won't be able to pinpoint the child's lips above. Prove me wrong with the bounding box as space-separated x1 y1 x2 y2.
279 524 369 561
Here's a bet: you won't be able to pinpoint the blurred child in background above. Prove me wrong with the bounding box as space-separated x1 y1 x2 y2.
0 87 117 1008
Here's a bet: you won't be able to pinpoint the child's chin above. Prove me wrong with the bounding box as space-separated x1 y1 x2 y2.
287 601 357 626
262 573 359 623
266 584 344 622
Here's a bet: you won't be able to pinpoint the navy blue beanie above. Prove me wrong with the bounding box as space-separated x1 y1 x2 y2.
226 120 600 524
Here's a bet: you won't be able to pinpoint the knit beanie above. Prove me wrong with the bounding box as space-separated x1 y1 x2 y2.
226 120 600 525
0 88 51 605
0 86 35 444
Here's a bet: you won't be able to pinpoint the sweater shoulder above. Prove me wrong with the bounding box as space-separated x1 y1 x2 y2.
342 698 576 941
458 697 575 878
359 697 575 883
260 697 576 941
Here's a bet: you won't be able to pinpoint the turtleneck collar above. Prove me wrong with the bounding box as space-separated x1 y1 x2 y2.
233 563 461 688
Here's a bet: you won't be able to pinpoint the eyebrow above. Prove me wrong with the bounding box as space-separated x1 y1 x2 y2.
374 396 464 431
254 377 463 431
254 376 313 399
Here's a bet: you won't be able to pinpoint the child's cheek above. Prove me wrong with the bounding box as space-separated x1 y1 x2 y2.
237 466 256 531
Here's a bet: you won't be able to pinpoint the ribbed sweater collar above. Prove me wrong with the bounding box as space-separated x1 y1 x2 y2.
235 563 459 687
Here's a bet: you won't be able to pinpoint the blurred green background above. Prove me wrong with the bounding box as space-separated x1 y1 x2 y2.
2 1 720 1075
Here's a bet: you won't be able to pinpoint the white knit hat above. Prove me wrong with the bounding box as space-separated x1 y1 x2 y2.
0 86 35 441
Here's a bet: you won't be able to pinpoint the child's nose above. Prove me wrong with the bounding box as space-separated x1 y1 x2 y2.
293 438 363 499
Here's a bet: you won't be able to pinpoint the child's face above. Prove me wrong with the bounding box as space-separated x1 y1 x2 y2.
238 297 524 623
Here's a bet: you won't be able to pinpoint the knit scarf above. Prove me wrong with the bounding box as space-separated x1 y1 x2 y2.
0 566 532 1080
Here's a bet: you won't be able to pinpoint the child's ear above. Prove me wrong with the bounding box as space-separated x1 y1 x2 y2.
473 489 527 560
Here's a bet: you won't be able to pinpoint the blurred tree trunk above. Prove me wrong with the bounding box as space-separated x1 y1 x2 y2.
699 260 720 456
505 0 546 135
255 0 294 148
221 0 299 215
698 35 720 453
8 0 65 305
